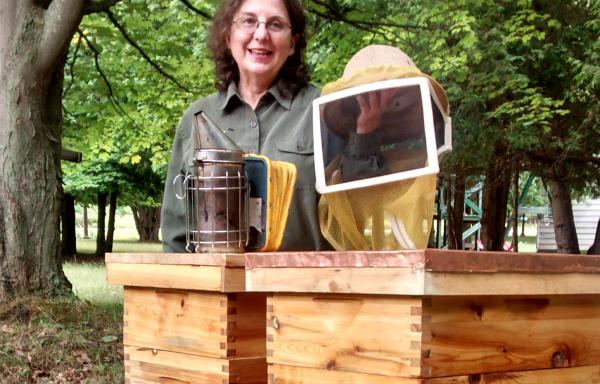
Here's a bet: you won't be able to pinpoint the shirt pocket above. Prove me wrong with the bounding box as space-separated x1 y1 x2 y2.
277 137 314 155
276 138 315 188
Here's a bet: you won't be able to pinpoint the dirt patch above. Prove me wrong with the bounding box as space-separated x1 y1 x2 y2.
0 299 33 322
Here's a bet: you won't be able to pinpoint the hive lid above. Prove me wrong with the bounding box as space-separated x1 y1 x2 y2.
244 249 600 273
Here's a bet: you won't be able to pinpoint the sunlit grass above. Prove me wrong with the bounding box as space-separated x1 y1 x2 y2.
516 236 537 253
63 263 123 318
76 238 162 254
73 207 163 254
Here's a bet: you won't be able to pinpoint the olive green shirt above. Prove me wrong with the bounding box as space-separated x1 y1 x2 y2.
161 81 333 252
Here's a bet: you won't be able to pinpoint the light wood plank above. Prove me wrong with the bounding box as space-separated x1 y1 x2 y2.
425 365 600 383
106 263 245 292
124 288 266 359
247 267 600 296
124 288 228 358
125 345 266 383
425 295 600 323
268 364 420 383
269 364 600 383
421 295 600 377
106 252 246 267
246 267 424 295
267 294 422 377
425 272 600 296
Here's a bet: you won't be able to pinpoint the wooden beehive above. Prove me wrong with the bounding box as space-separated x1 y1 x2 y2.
106 253 267 384
245 250 600 383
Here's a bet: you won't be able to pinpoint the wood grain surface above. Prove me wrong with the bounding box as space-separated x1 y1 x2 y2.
124 346 266 383
106 262 245 292
247 267 424 295
266 294 423 377
107 252 245 267
421 295 600 377
124 288 266 359
268 364 600 383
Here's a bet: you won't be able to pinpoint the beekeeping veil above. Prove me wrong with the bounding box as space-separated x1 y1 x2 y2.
314 45 451 250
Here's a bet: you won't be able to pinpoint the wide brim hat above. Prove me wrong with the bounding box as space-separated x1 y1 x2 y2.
321 45 449 140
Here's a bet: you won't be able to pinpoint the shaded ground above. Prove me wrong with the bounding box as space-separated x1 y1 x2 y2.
0 293 123 383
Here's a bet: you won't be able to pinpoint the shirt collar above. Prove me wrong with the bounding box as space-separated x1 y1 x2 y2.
218 82 242 111
218 80 293 111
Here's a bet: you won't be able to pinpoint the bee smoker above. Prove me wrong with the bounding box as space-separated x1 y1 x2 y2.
174 112 248 253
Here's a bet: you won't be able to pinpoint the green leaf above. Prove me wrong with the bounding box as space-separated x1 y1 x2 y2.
101 335 118 343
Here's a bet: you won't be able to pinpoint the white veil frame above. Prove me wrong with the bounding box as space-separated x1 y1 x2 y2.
313 77 451 195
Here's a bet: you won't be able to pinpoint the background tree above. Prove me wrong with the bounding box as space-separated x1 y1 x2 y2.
64 158 128 256
0 0 128 300
62 0 215 245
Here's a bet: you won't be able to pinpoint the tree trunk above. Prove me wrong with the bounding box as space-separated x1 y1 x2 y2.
83 205 89 239
106 191 117 252
444 176 453 248
0 1 87 299
588 218 600 255
481 160 510 251
131 205 161 242
61 193 77 259
512 166 519 252
447 173 465 250
96 193 107 257
547 178 580 254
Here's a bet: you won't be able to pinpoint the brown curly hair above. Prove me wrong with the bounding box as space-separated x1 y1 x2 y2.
208 0 309 97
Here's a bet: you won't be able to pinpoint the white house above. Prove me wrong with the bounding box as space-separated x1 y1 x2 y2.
537 199 600 252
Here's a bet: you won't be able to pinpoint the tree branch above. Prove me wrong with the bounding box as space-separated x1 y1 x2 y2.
85 0 122 14
179 0 212 19
307 5 403 44
63 35 82 98
77 29 140 130
525 150 600 167
38 0 86 74
308 0 425 31
104 9 192 93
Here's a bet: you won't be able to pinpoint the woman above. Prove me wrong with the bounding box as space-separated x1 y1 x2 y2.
161 0 331 251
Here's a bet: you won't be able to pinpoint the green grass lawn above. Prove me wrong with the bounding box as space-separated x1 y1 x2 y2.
76 238 162 254
73 207 163 255
63 263 123 315
515 236 537 253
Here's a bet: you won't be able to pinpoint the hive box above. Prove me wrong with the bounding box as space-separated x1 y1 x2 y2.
245 250 600 383
106 253 267 384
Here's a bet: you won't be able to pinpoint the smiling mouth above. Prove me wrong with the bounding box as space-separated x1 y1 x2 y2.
248 48 272 57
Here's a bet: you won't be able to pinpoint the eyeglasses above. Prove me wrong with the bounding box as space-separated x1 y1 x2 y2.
233 17 291 33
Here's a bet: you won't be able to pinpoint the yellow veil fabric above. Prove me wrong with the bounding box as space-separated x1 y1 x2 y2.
318 52 449 251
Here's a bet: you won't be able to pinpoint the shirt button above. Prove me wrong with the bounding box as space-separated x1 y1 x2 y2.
250 121 257 128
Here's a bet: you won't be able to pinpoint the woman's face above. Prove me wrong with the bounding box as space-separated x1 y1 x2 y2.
229 0 295 87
